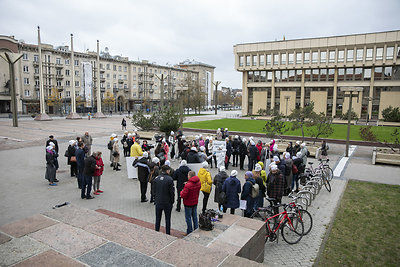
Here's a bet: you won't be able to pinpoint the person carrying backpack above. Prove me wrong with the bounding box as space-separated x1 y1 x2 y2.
241 171 257 218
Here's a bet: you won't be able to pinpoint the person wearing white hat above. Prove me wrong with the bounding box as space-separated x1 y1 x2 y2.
174 160 191 212
232 135 240 167
132 151 151 202
207 137 215 168
253 163 266 211
213 166 229 211
283 152 293 195
216 128 222 140
45 145 58 186
221 168 241 215
225 137 233 169
198 160 212 213
299 143 308 165
187 146 201 163
266 163 285 214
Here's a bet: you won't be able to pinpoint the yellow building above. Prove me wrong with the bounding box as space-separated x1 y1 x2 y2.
234 30 400 119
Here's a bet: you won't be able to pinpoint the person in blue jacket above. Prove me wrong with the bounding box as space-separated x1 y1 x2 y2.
222 170 241 215
241 171 256 217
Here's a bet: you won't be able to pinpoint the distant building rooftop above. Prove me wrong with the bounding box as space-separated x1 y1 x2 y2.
179 59 215 69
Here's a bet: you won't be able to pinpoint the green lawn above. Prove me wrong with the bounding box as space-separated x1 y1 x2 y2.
319 180 400 266
183 118 398 142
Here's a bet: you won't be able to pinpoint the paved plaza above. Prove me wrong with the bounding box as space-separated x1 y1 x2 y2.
0 111 399 266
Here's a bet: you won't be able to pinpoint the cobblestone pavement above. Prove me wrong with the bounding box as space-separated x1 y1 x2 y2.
0 113 399 266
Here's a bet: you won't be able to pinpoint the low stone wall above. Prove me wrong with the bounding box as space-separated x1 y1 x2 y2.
184 214 266 263
372 147 400 165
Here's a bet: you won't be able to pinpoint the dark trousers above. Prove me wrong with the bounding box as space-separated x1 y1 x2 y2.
176 188 183 210
218 204 235 215
140 181 148 201
81 175 92 199
233 153 239 166
225 154 231 169
150 182 155 202
170 144 175 159
202 191 210 213
239 155 246 170
155 203 172 235
77 167 84 189
70 162 77 176
248 157 256 171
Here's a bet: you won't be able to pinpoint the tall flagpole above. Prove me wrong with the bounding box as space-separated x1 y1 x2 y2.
93 40 105 118
34 26 52 121
66 33 81 119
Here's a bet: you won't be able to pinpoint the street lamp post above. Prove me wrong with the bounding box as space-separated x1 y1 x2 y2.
212 81 220 115
341 87 363 157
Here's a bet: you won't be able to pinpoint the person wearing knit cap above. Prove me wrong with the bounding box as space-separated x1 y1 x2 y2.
232 135 240 167
241 171 256 217
299 143 308 165
253 163 266 210
225 137 233 169
283 152 293 195
173 160 191 212
187 146 201 163
198 160 212 213
45 145 58 186
248 140 259 171
221 169 241 215
213 165 229 212
266 162 284 214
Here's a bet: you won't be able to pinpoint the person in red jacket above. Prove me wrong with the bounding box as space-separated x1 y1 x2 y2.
93 152 104 195
180 171 201 235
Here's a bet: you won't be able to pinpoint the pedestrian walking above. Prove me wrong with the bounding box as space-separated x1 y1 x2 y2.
121 118 127 130
222 170 241 215
198 161 212 213
81 132 93 156
82 152 97 200
180 171 201 235
93 152 104 195
153 165 175 235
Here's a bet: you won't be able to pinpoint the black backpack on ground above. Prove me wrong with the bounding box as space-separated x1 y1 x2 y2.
199 209 216 231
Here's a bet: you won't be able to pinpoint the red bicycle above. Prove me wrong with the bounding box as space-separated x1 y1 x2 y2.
252 202 304 244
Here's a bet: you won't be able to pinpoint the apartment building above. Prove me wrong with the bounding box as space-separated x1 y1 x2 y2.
234 30 400 119
0 35 214 114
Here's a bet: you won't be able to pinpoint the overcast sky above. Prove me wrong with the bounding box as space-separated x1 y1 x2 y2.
1 0 399 89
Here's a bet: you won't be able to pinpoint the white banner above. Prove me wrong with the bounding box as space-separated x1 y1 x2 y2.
126 157 139 179
212 140 226 153
81 62 93 108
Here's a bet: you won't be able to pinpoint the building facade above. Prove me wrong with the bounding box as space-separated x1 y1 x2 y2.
0 35 215 114
234 30 400 119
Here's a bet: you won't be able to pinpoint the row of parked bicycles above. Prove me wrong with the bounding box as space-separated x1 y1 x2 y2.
251 159 333 245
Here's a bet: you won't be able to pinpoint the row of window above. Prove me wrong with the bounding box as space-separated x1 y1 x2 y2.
239 46 399 67
247 66 399 83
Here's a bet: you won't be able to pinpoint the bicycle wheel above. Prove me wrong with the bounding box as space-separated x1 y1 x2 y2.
325 167 333 181
323 177 332 192
298 208 313 235
281 213 304 244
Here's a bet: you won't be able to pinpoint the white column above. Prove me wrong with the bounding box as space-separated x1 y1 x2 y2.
38 27 45 114
70 34 76 113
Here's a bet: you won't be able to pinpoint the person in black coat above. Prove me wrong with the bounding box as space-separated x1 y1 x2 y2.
248 141 259 171
45 145 58 185
133 152 151 202
241 171 256 217
82 152 97 199
213 166 229 211
153 165 175 235
76 142 86 189
292 155 304 191
173 160 191 212
239 138 248 170
232 135 240 167
225 138 232 169
46 135 59 153
187 147 201 163
286 142 295 157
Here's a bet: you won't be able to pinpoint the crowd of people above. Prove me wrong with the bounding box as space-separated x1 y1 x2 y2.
44 128 327 236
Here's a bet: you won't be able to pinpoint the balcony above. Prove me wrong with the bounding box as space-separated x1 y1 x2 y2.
56 74 64 79
34 85 40 90
43 73 54 78
100 88 105 92
34 73 40 77
100 66 105 72
43 62 54 66
55 63 63 68
33 61 39 66
0 90 10 96
56 86 64 91
100 77 106 82
118 79 124 84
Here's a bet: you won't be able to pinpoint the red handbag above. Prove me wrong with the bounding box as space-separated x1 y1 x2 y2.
292 164 298 174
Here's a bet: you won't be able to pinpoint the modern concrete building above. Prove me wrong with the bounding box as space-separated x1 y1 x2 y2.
0 35 215 114
234 30 400 119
